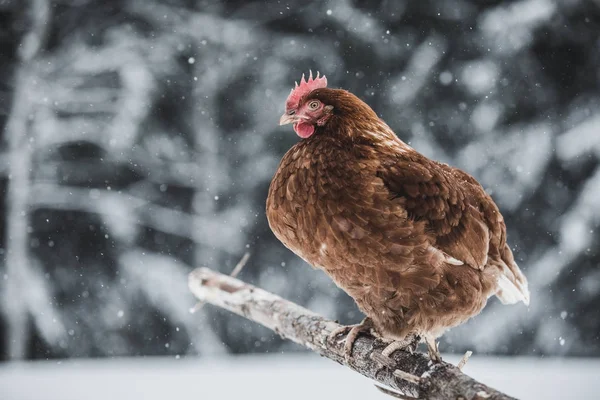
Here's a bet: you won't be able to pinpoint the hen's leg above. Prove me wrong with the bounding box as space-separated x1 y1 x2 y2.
424 334 442 362
328 317 375 362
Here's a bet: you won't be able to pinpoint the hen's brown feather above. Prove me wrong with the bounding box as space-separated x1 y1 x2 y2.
266 88 529 341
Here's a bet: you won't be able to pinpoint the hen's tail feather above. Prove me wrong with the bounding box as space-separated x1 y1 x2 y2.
494 245 530 306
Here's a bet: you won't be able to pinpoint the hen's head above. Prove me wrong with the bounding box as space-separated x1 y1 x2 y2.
279 71 333 138
280 72 381 140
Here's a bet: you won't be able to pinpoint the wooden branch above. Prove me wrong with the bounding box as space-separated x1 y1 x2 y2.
188 267 517 400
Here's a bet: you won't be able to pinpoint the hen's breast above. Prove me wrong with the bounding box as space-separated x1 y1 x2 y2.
267 139 427 302
269 141 368 255
267 140 363 264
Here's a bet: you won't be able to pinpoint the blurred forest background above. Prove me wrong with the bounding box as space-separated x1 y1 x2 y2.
0 0 598 362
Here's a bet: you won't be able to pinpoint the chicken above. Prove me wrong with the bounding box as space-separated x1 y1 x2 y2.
266 72 530 362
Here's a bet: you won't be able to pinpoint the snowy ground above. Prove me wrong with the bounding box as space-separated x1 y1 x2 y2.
1 353 598 400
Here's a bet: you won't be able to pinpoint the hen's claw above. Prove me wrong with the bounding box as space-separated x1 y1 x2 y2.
372 334 421 374
328 317 374 362
381 334 420 358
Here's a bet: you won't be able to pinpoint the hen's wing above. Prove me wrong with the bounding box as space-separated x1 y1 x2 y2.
377 150 529 304
377 152 500 271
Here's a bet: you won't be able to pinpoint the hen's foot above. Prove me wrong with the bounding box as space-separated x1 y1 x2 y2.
328 317 375 362
371 334 421 374
381 334 420 358
424 335 442 363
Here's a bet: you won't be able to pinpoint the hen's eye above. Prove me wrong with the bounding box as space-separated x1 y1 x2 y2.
308 101 320 110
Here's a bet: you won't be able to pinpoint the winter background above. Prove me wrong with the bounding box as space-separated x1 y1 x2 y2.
0 0 599 399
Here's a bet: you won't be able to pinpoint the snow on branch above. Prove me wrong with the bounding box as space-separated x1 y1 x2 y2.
188 267 516 400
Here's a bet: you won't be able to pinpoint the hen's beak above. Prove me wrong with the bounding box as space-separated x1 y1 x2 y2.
279 113 297 126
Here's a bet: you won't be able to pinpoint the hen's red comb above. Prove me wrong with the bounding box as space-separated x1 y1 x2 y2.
285 70 328 110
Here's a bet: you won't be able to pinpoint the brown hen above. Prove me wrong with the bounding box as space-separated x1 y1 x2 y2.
266 72 529 362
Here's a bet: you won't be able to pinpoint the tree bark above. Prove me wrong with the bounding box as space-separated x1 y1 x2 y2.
188 267 517 400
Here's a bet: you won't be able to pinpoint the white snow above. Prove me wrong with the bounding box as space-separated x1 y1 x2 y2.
460 60 499 95
390 36 447 106
480 0 556 54
470 102 503 132
438 71 453 86
559 168 600 256
0 353 598 400
556 114 600 161
458 123 553 211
